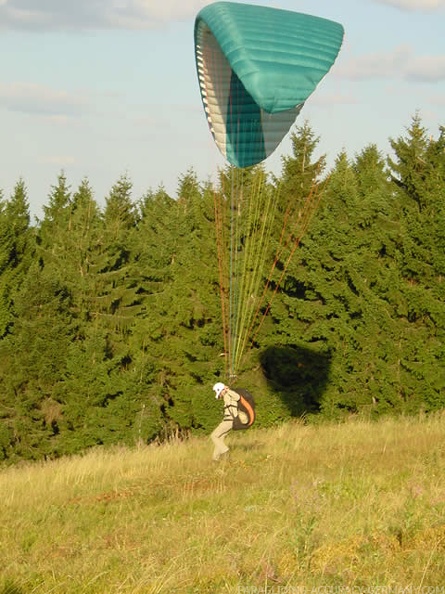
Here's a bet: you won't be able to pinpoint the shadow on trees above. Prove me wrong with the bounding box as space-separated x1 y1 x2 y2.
259 344 332 416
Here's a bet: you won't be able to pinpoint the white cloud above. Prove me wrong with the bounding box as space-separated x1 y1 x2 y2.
374 0 445 10
337 46 445 83
39 155 76 166
406 56 445 82
428 93 445 106
0 82 90 117
310 92 359 107
0 0 208 30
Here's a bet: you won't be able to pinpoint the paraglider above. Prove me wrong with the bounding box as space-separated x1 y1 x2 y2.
194 1 344 168
194 2 344 379
210 382 256 461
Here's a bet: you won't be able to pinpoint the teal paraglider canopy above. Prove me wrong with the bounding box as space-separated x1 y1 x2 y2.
194 1 344 168
194 2 345 379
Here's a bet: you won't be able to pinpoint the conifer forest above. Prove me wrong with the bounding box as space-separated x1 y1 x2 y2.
0 116 444 462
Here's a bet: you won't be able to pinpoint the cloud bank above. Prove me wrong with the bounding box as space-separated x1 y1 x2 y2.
0 0 208 31
374 0 445 10
0 82 90 116
337 46 445 83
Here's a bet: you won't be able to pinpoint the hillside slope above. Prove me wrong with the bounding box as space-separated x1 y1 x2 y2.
1 414 445 592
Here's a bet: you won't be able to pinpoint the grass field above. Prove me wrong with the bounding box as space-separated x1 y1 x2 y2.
1 414 445 593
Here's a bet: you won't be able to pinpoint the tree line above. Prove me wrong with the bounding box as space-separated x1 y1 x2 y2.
0 114 443 462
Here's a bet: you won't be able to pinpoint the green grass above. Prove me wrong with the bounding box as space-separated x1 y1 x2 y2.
1 414 445 593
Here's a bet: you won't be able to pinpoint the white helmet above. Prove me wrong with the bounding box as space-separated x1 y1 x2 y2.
213 382 226 399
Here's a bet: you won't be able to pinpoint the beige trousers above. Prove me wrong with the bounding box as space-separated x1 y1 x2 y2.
210 420 233 460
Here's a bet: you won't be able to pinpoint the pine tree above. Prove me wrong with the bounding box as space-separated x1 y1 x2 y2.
38 172 72 250
134 171 222 437
265 144 401 417
61 175 152 451
387 116 445 411
0 179 34 338
0 182 35 459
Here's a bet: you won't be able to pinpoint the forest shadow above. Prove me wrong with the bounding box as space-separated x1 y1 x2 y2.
259 344 332 416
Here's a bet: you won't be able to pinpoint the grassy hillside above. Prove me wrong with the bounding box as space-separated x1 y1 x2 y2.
1 414 445 593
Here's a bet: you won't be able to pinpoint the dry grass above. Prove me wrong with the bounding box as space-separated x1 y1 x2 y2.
1 414 445 593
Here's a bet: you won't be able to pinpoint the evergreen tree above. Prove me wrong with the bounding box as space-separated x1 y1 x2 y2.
0 182 35 458
278 121 326 197
60 175 151 452
135 171 222 437
38 172 72 251
256 126 333 418
387 116 445 411
265 144 399 417
0 180 34 338
0 175 78 458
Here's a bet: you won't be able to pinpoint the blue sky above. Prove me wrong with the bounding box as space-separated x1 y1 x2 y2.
0 0 444 218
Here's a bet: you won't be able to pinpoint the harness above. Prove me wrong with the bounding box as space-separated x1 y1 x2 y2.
223 402 238 421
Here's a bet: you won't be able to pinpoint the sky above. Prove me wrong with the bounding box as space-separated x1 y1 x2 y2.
0 0 444 218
